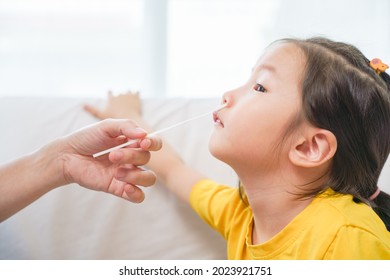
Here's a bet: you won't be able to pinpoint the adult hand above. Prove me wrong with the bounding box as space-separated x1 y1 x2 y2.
0 118 162 222
57 118 162 203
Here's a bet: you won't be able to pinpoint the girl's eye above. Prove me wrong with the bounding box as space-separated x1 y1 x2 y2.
253 83 267 93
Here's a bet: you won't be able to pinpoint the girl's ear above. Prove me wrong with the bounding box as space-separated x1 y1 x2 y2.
289 129 337 168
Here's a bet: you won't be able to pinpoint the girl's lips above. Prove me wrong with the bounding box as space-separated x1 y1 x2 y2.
213 111 224 127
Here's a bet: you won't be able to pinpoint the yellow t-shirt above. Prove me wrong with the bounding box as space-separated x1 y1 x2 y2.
190 179 390 259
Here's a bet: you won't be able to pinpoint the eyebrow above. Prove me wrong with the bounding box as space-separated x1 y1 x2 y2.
252 63 277 76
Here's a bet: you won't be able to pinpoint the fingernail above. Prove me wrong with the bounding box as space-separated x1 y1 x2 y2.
135 127 147 133
124 127 147 136
141 138 151 149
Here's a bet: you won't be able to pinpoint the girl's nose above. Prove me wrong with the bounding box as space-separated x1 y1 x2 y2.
221 90 234 108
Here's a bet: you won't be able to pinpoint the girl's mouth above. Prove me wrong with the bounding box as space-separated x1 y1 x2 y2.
213 111 224 127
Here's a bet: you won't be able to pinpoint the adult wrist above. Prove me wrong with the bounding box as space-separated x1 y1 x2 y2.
32 138 69 191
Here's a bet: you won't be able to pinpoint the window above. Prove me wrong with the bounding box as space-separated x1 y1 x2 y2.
1 0 389 98
0 0 151 98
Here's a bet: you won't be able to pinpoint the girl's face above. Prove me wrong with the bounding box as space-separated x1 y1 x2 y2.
209 42 306 174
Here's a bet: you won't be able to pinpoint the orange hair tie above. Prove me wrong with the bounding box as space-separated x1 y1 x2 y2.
370 58 389 74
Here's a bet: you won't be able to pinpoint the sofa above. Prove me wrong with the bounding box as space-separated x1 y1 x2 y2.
0 96 238 259
0 96 389 259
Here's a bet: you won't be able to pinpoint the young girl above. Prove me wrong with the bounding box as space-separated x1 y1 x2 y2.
85 37 390 259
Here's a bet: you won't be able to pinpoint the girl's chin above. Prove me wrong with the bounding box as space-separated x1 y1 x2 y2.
208 139 225 161
209 131 235 163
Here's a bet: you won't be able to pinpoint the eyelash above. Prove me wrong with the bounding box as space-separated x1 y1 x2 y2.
253 83 267 93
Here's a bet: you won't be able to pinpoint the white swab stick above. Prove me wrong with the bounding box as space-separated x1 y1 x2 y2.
92 103 227 158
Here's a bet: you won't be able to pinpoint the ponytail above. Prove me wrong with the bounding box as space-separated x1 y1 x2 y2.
370 190 390 231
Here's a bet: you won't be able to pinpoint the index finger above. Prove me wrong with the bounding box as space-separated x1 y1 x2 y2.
102 119 148 139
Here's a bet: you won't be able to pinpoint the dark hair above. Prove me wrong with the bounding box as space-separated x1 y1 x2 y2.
281 37 390 230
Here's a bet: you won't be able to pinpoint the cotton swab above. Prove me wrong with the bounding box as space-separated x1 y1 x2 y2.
92 103 227 158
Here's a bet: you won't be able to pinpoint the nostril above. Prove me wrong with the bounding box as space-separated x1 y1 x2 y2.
222 98 230 107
